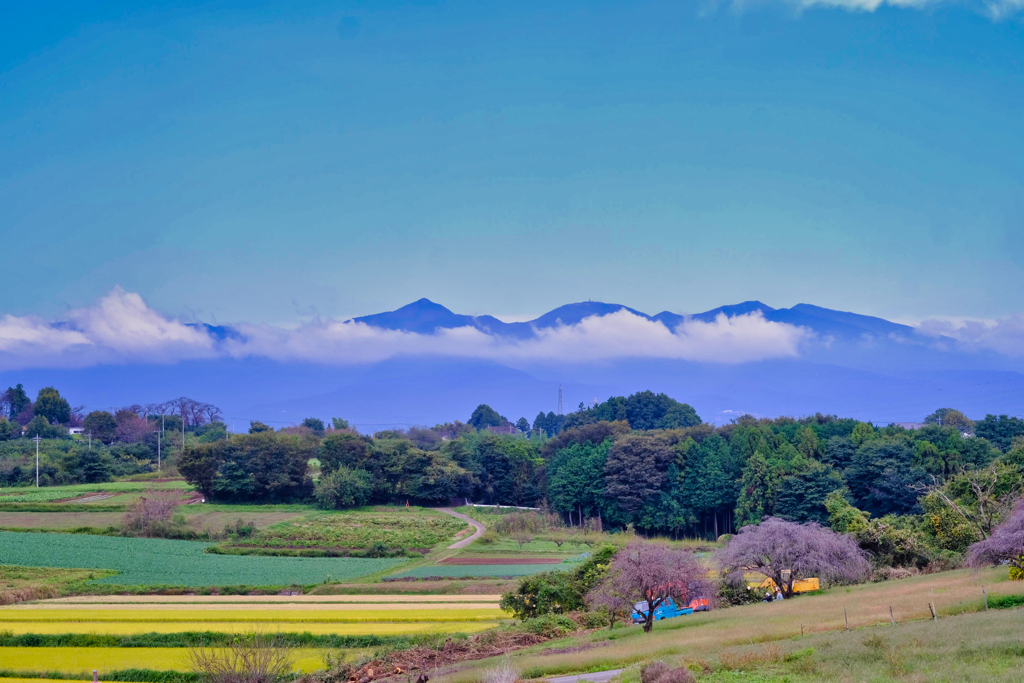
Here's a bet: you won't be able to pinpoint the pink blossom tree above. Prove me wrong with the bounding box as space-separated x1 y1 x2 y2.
966 498 1024 576
586 542 713 633
716 517 871 598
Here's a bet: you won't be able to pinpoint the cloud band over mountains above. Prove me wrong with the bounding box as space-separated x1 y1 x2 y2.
1 288 1022 370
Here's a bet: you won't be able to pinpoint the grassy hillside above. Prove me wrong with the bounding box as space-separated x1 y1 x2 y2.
431 567 1024 683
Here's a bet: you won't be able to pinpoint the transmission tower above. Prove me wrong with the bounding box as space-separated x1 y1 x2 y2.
557 385 563 415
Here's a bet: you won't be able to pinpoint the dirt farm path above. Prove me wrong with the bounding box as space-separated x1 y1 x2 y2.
438 508 485 549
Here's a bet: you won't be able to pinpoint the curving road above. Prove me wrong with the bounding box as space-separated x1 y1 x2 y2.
438 507 486 549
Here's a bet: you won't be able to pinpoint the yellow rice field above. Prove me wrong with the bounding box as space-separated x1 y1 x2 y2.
0 620 499 636
0 608 505 623
45 594 503 604
0 647 329 674
7 603 499 612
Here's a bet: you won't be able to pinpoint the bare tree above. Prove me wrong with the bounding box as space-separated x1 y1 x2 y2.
124 490 182 537
69 405 86 428
716 517 871 599
966 498 1024 575
188 632 293 683
918 464 1022 541
587 541 712 633
201 403 224 425
115 410 153 444
512 529 533 549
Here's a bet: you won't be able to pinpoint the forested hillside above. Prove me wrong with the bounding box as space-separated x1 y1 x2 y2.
4 382 1024 568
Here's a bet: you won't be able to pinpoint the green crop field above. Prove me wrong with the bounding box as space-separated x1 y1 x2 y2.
0 532 406 586
0 490 98 503
391 564 561 578
225 507 468 551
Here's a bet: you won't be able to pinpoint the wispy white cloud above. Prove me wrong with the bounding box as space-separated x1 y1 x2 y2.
0 289 812 369
725 0 1021 20
227 308 812 365
918 314 1024 358
0 287 216 369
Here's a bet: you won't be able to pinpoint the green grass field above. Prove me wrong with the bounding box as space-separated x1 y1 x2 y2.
0 532 406 586
224 507 468 552
430 567 1024 683
391 564 561 578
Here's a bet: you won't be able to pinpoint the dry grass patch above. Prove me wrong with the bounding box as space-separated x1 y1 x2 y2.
1 566 116 606
0 512 125 529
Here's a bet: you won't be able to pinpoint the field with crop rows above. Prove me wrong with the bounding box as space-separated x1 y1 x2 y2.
224 507 468 551
0 608 505 622
0 490 95 504
0 595 508 679
0 646 330 673
0 620 499 636
391 564 562 578
0 532 405 586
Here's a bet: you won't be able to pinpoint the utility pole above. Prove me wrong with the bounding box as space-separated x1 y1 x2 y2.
87 431 92 450
154 430 161 474
33 434 41 487
557 384 563 415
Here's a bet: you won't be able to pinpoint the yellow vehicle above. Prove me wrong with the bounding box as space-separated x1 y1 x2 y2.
753 574 820 595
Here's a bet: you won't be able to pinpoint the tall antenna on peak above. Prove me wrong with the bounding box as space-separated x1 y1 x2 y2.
557 385 563 415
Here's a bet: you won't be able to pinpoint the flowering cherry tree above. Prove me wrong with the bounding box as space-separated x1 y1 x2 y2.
587 542 712 633
716 517 871 598
966 498 1024 578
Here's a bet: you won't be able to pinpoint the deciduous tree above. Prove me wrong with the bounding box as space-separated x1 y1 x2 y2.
83 411 117 444
587 542 711 633
716 517 870 598
966 498 1024 578
33 387 71 425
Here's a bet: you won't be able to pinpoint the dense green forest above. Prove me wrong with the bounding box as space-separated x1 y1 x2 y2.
4 382 1024 567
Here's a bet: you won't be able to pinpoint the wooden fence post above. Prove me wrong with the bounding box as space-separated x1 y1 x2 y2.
929 602 937 621
889 606 895 626
844 607 849 632
983 586 989 610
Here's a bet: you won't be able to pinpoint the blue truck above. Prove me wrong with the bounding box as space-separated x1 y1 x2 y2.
630 597 694 624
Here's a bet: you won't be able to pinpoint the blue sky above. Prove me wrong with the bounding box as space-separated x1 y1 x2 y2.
2 0 1022 326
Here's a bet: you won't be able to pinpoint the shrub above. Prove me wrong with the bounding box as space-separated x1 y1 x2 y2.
872 566 919 582
516 614 576 637
500 545 617 619
187 632 293 683
990 594 1024 609
716 576 762 607
123 490 182 538
480 660 518 683
641 662 695 683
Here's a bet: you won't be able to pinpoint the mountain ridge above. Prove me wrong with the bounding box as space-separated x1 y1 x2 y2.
350 298 929 343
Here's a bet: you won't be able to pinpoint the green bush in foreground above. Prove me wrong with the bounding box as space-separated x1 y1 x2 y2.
989 594 1024 609
500 545 617 619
